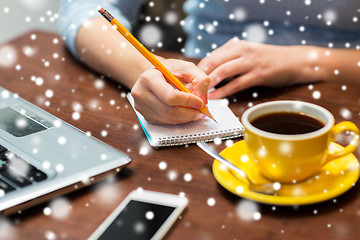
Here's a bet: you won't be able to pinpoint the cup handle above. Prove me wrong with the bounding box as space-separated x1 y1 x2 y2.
325 121 360 164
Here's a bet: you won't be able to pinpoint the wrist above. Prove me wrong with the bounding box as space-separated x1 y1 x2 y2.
288 45 336 84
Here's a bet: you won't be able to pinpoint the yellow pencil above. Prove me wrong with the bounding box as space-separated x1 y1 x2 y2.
98 7 216 122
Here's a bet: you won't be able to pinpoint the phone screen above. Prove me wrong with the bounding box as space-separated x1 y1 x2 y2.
98 200 176 240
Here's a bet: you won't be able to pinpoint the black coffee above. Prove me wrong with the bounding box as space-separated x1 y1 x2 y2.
250 112 325 134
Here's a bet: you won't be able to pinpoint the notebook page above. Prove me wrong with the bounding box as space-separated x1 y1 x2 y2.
127 93 243 146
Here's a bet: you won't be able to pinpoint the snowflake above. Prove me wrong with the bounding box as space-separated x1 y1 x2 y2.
167 170 178 181
233 8 247 22
139 146 149 155
58 136 67 145
236 200 259 221
145 211 154 220
0 45 17 67
45 89 54 98
207 197 216 207
55 164 64 173
244 24 266 43
45 230 57 240
312 90 321 99
323 9 337 25
340 108 352 119
159 161 167 170
304 0 311 6
48 198 71 220
183 173 192 182
138 24 162 48
164 11 178 25
72 112 80 120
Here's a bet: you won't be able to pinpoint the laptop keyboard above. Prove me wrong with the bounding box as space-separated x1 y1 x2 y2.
0 144 48 195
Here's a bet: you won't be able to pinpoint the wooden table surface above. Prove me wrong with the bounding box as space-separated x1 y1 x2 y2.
1 31 360 240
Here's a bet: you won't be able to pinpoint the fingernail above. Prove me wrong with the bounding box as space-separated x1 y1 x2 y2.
195 101 204 109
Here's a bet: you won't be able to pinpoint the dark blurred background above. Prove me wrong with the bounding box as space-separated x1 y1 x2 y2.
133 0 187 52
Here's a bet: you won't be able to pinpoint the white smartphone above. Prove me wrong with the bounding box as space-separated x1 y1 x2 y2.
88 189 188 240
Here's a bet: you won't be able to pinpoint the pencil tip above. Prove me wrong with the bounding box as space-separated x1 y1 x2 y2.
204 110 217 123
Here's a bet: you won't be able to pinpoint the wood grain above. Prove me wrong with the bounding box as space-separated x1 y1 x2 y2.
0 31 359 240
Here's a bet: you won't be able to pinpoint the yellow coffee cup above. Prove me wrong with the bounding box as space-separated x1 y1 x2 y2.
241 100 359 183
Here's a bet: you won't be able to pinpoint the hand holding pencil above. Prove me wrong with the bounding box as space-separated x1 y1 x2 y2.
98 7 216 124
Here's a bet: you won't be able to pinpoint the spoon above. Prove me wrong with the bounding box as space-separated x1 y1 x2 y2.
197 142 280 195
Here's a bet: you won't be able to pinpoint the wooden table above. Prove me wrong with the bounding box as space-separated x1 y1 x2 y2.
1 31 360 240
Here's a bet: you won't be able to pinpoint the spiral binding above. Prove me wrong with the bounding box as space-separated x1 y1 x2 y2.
155 128 243 147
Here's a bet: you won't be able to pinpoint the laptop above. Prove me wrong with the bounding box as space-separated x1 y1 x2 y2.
0 86 131 215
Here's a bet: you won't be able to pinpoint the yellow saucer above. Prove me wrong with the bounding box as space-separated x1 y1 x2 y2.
212 140 360 205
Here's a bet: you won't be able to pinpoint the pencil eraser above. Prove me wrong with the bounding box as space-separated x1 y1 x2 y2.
98 7 105 14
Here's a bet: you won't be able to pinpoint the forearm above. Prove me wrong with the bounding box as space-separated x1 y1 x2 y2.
290 45 360 85
76 16 153 89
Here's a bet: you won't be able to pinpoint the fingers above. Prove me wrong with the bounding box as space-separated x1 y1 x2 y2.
133 90 204 124
131 68 206 124
131 58 213 124
146 69 205 109
198 38 242 74
207 58 251 89
164 60 211 105
208 74 256 99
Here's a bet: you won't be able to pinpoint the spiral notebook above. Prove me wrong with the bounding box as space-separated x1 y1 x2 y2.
127 93 244 147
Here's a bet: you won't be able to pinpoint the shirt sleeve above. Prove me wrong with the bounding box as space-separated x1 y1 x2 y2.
58 0 145 59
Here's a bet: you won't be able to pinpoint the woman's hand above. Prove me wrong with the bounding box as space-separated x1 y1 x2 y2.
131 59 210 124
198 38 319 99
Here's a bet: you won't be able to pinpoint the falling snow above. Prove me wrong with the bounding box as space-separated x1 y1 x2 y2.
94 79 105 89
45 89 54 98
138 24 162 47
45 230 57 240
225 140 234 147
139 146 149 155
72 102 83 112
159 161 167 170
72 112 81 120
207 197 216 207
101 130 108 137
35 77 44 86
240 155 249 163
244 24 267 43
55 164 64 173
236 200 260 221
58 136 66 145
42 161 51 169
236 186 244 194
164 11 178 25
167 170 178 181
0 1 359 239
340 108 352 119
145 211 155 220
0 217 16 239
183 173 192 182
0 45 17 67
214 138 222 145
47 197 71 220
312 90 321 99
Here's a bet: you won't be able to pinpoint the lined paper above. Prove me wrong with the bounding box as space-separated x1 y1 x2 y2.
127 93 244 147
